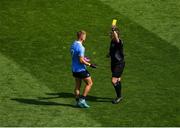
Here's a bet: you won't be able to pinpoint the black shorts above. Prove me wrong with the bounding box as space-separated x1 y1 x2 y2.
111 62 125 78
73 70 90 79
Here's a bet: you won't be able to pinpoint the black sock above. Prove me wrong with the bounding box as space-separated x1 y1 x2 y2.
75 97 79 102
81 95 86 100
114 81 122 98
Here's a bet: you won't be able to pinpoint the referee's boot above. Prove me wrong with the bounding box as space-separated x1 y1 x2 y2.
112 97 123 104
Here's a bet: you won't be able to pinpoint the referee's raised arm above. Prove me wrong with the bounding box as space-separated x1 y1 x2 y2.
112 26 120 43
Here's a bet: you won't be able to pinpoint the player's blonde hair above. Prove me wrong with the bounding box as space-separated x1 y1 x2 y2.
77 30 86 38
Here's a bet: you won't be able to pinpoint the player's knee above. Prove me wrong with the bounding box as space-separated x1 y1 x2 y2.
74 88 80 93
89 81 93 87
87 81 93 87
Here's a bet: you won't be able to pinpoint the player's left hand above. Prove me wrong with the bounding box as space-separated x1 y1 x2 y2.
90 64 97 68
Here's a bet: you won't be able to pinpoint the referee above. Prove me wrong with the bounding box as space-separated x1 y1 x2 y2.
109 26 125 104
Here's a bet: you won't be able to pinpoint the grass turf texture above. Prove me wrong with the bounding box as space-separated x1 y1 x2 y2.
102 0 180 49
0 0 180 126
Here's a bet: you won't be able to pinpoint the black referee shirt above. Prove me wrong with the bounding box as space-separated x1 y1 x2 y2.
109 39 124 65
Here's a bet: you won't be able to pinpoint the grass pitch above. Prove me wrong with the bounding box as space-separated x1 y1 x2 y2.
0 0 180 126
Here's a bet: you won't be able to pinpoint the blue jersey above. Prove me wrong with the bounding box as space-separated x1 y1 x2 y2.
70 41 86 72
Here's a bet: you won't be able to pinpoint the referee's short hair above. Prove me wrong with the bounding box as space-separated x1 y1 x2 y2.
77 30 86 38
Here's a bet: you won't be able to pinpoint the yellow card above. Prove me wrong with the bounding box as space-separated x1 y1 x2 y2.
112 19 117 26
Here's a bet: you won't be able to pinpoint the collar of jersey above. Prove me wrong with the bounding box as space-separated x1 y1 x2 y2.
76 40 83 45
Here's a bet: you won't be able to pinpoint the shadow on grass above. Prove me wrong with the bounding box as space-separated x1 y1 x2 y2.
11 92 112 108
39 92 112 102
11 98 76 108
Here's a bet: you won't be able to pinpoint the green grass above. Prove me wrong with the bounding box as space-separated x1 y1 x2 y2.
101 0 180 49
0 0 180 126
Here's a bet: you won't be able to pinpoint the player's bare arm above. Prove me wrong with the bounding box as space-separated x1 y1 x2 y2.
80 57 96 68
79 57 91 66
